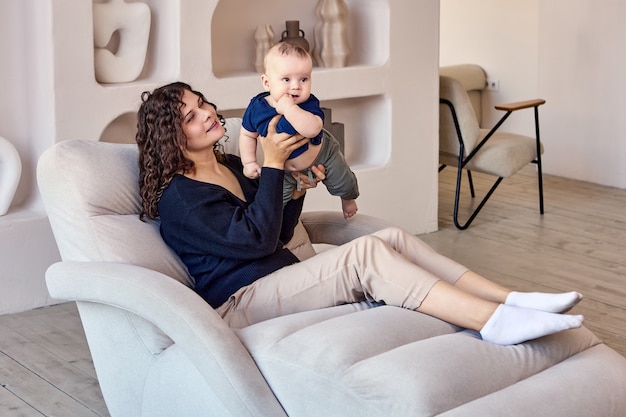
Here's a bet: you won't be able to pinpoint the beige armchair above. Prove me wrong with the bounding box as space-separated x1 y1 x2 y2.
439 65 545 229
38 118 626 417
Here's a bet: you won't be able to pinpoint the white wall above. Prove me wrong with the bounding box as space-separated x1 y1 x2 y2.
539 1 626 187
440 0 626 189
0 1 61 314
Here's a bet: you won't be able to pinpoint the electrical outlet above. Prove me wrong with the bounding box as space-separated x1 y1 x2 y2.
486 79 500 92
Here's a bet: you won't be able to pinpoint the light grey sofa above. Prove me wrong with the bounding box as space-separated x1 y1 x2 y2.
38 118 626 417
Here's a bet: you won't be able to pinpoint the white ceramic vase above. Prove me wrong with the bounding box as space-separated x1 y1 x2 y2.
254 24 275 73
93 0 151 83
313 0 351 67
0 136 21 216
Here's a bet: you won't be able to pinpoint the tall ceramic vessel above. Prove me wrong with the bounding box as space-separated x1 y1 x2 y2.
280 20 310 52
254 24 274 73
313 0 351 67
0 137 21 216
93 0 151 83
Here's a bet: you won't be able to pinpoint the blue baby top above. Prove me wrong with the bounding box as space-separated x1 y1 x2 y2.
242 92 325 159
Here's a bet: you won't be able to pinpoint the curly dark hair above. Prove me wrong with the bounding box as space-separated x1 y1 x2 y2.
136 82 225 220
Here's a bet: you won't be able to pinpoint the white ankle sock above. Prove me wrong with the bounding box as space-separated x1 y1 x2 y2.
505 291 582 313
480 304 584 345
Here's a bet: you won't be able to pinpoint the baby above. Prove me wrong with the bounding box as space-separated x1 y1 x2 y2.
239 42 359 219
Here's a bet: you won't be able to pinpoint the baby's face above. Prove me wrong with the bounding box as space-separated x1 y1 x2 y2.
262 53 313 105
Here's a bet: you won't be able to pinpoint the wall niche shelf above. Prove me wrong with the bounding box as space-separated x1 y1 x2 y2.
209 0 391 170
319 94 390 170
211 0 390 78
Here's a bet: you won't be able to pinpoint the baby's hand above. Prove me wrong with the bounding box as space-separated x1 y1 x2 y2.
275 93 296 115
243 162 262 179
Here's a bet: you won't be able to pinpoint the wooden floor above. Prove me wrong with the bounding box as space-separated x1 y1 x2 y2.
421 166 626 357
0 302 108 417
1 167 625 416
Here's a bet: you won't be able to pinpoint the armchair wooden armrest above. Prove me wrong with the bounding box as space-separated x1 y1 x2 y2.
495 98 545 112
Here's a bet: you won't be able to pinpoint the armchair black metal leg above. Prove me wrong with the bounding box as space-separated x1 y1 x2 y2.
453 166 504 230
467 170 475 198
534 158 544 215
533 106 545 214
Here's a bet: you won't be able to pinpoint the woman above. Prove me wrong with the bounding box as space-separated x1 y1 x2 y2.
136 82 583 345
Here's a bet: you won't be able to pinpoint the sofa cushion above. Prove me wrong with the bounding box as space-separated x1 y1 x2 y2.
237 305 601 417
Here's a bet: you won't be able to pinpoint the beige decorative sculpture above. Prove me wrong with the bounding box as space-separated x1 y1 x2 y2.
313 0 351 67
254 24 274 73
93 0 151 84
0 136 21 216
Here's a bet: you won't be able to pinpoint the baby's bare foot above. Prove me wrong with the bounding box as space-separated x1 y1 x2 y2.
342 199 358 220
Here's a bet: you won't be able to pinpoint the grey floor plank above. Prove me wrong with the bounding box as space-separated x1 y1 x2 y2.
0 352 104 417
0 305 109 417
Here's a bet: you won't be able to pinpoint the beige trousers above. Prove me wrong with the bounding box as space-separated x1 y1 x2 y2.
216 227 469 328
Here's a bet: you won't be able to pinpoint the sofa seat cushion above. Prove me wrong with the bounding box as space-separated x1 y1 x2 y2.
236 304 602 417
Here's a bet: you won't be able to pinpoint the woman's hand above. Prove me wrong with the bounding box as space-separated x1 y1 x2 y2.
292 164 326 200
259 115 309 170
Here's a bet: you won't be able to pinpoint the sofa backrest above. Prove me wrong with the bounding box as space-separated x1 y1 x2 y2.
37 118 244 288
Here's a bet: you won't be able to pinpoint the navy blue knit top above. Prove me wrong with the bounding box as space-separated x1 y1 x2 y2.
158 155 303 308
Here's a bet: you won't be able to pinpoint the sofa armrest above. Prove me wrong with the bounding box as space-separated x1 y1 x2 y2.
300 211 394 246
45 261 288 417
